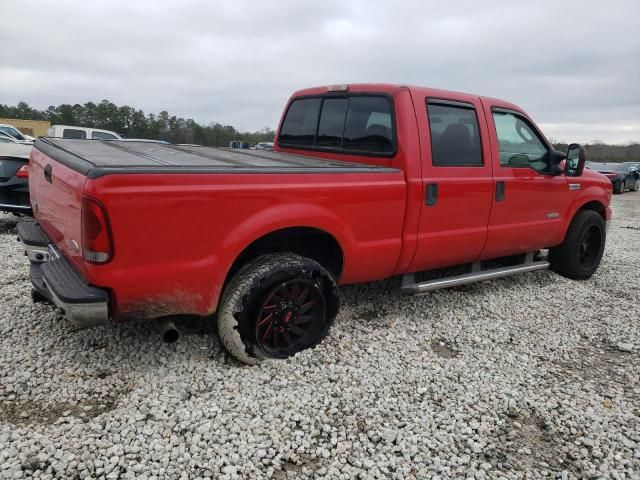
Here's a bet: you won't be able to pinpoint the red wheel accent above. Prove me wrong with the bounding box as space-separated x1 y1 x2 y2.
255 279 326 358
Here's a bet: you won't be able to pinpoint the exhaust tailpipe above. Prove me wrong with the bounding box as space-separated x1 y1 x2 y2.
159 318 180 343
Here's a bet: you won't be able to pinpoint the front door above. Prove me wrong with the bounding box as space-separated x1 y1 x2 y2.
479 102 572 260
409 97 494 272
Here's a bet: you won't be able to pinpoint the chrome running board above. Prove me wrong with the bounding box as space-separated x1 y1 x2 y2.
401 255 549 296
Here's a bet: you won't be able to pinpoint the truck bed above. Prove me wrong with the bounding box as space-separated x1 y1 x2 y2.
35 138 398 178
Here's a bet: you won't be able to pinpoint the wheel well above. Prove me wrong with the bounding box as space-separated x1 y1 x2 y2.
225 227 344 285
579 201 606 220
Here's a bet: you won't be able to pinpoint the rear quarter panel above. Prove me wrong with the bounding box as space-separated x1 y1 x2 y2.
83 171 406 321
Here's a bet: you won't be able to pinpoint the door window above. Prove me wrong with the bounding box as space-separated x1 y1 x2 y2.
427 101 483 166
492 111 549 172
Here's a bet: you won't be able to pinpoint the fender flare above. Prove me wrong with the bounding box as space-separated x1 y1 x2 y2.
209 202 354 307
562 188 610 240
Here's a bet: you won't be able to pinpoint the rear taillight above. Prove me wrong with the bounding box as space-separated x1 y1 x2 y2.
81 196 113 264
15 165 29 178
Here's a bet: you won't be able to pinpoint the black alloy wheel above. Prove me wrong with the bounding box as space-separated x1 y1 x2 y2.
217 253 338 364
577 224 603 269
549 209 606 280
255 279 327 358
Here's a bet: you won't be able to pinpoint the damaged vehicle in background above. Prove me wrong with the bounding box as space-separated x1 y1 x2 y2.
0 132 32 214
0 124 35 143
587 162 640 193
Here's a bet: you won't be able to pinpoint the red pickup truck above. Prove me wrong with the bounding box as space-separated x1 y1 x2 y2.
18 84 612 364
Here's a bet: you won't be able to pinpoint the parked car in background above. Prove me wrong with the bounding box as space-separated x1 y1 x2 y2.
229 140 250 149
624 161 640 172
0 131 33 155
0 133 32 214
254 141 274 151
111 139 170 144
587 162 640 193
0 124 35 143
47 125 123 140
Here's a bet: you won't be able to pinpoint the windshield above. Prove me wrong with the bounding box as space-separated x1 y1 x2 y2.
0 131 17 142
589 163 624 173
0 125 25 141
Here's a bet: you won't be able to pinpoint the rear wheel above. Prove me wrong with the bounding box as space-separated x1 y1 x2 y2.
614 180 624 194
217 253 339 364
549 210 606 280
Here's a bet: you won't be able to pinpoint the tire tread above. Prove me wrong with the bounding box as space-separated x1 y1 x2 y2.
217 253 337 365
549 209 605 280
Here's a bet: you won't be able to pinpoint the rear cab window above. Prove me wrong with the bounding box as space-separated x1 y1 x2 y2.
278 94 395 156
63 128 87 140
278 98 321 147
92 131 119 140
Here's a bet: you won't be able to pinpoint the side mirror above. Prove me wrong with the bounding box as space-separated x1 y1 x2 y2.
565 143 586 177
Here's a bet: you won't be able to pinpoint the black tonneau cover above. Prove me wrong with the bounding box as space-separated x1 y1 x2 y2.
35 138 398 178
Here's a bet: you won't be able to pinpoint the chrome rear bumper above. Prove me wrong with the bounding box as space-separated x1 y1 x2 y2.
17 221 109 328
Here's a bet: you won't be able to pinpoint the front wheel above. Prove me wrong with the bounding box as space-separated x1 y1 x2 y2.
632 178 640 192
217 253 339 365
549 210 606 280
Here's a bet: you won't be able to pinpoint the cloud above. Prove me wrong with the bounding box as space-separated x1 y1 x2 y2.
1 0 638 142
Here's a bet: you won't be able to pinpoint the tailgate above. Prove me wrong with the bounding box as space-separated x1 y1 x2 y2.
29 146 87 273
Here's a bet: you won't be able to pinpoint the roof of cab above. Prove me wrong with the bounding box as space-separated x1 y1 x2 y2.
289 83 525 114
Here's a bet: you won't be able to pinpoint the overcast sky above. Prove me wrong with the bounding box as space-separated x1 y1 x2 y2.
1 0 638 143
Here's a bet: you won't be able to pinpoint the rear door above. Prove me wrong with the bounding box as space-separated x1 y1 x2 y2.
479 102 571 259
409 97 494 271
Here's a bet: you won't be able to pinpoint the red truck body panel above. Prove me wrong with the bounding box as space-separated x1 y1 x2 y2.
28 83 612 323
30 158 406 320
29 147 87 274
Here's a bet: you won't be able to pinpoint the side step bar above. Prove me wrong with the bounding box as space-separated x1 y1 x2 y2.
401 258 550 296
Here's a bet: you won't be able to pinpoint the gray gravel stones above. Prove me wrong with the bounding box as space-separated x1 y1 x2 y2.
617 343 635 353
1 194 639 479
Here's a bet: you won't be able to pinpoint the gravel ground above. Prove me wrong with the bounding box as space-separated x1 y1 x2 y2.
0 194 638 480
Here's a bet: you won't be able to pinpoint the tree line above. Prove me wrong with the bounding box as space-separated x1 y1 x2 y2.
552 141 640 163
0 100 275 146
1 100 638 160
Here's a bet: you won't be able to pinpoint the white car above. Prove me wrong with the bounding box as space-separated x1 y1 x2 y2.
0 131 33 158
47 125 123 140
254 142 274 151
0 124 35 143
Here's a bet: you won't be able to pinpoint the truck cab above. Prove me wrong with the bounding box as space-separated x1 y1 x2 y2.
274 84 612 274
